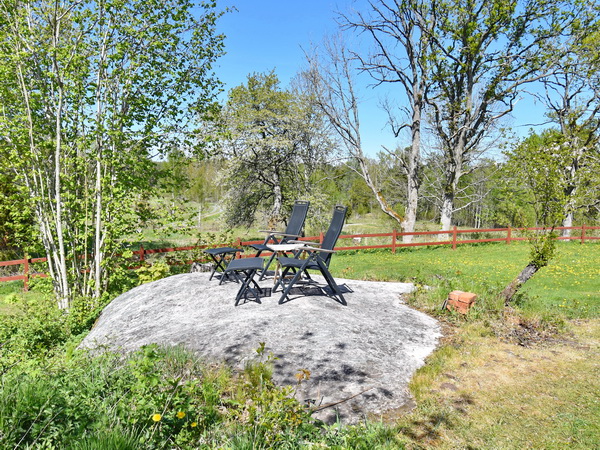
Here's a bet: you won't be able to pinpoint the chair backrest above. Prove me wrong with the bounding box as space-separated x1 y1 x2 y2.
282 200 310 242
319 205 347 266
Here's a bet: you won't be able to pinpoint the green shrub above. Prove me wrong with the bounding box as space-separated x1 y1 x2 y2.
0 294 68 370
0 344 336 449
27 275 54 294
135 260 171 285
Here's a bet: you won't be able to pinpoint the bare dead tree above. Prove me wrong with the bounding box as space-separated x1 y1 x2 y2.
339 0 436 242
304 36 404 227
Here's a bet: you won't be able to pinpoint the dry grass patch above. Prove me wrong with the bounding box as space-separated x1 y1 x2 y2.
394 319 600 449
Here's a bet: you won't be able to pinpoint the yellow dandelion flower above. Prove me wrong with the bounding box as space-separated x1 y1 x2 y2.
152 413 162 422
176 411 186 419
191 422 198 428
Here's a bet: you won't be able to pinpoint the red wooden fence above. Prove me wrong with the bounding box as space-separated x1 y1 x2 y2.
2 224 599 291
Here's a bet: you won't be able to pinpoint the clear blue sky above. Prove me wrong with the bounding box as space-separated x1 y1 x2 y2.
215 1 546 157
215 0 401 156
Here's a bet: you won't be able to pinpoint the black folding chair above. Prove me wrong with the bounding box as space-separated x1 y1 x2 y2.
273 205 348 305
250 200 310 280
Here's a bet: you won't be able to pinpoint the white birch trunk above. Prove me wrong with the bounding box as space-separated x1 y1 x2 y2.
53 87 70 308
93 157 103 299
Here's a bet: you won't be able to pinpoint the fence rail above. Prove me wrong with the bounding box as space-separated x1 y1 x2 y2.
2 224 599 291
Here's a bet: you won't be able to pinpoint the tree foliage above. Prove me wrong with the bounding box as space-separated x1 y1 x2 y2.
426 0 581 230
0 0 224 305
501 130 574 304
221 71 330 228
0 168 35 255
537 5 600 234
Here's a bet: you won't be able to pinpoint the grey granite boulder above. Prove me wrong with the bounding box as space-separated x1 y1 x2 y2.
81 272 441 424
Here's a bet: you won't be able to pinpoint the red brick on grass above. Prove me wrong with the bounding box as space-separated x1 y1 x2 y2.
446 290 477 314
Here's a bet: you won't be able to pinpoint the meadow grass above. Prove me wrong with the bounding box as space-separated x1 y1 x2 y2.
391 319 600 448
330 240 600 319
1 238 598 448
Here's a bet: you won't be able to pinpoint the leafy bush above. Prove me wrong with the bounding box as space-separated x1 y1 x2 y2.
135 260 171 285
0 344 339 449
0 294 68 372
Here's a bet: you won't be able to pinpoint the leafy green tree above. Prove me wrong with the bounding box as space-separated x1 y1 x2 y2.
479 165 536 228
536 9 600 235
0 0 224 306
221 71 330 228
426 0 582 231
0 169 35 256
500 131 569 305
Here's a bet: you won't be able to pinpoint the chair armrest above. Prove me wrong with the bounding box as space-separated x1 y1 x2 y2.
289 240 320 246
259 230 301 239
258 230 283 245
303 246 335 253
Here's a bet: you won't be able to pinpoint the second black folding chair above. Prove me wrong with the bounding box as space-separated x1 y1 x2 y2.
273 205 348 305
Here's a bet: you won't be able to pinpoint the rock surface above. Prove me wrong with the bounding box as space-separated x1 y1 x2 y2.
81 272 441 423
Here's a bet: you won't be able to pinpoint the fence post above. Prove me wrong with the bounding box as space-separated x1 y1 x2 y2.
319 231 324 245
23 253 29 292
139 244 145 263
581 224 586 244
506 227 512 245
392 229 397 254
452 226 457 250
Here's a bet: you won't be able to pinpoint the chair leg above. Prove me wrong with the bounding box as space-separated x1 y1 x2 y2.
316 259 346 305
206 254 223 281
258 252 277 281
277 268 306 304
234 269 262 306
222 268 244 285
273 265 293 292
206 252 238 284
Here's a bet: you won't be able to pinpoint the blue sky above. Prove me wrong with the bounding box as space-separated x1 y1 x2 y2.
215 0 402 156
215 1 546 157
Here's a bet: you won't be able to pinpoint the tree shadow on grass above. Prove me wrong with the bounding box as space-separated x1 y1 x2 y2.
396 393 475 445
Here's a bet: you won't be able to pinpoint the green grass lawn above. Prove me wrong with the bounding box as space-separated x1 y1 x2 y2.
330 241 600 319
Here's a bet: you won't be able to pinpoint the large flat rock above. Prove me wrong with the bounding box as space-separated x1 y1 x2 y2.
81 272 441 423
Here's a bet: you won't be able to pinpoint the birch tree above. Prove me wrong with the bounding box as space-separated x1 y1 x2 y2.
0 0 224 306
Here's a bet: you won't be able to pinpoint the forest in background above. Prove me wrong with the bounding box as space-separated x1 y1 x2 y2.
1 0 600 305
